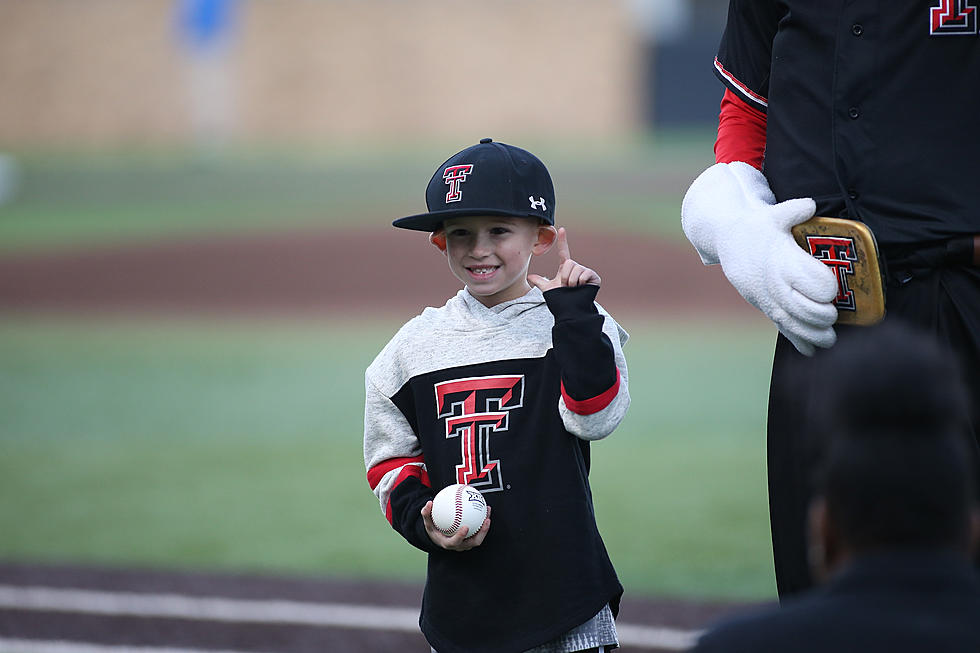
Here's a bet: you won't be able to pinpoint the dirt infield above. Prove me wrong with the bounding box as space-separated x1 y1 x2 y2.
0 227 757 320
0 228 764 652
0 562 765 653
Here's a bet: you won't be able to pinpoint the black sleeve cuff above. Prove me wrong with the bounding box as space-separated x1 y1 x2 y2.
544 285 618 402
544 285 601 321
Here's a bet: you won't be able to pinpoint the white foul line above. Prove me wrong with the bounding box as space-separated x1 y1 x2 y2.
0 585 419 631
0 585 701 651
0 639 256 653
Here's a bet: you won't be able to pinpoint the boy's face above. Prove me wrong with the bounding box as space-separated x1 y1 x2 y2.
438 215 556 307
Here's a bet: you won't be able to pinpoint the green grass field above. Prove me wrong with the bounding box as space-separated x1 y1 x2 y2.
0 133 781 601
0 317 777 600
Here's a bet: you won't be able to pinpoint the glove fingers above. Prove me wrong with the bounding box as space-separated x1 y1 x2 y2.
781 249 840 304
772 255 838 329
770 197 817 230
775 312 838 354
781 290 838 327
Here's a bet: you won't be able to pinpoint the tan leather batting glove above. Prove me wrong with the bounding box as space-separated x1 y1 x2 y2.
681 162 839 356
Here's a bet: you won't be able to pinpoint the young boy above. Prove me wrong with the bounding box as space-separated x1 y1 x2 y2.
363 138 630 653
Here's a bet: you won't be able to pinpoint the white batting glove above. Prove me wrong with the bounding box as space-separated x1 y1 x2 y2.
681 161 839 356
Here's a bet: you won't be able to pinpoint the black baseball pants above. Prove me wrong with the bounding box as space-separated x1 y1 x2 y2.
766 262 980 599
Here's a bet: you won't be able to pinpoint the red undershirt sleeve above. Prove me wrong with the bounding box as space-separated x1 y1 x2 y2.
714 88 767 170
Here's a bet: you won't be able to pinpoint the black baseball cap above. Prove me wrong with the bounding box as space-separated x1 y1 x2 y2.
393 138 556 232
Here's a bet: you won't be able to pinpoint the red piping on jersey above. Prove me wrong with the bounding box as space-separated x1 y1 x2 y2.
561 368 621 416
715 89 767 170
713 58 768 109
367 454 426 490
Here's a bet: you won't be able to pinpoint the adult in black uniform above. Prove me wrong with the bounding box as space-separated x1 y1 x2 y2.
691 323 980 652
681 1 980 598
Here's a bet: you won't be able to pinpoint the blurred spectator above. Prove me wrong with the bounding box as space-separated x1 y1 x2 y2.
690 321 980 652
176 0 238 151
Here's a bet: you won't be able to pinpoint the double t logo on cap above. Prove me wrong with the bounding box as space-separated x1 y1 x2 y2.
443 164 474 203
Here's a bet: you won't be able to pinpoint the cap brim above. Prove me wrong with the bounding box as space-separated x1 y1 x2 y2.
392 208 552 232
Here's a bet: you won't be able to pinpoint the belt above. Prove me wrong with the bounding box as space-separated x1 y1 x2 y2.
883 234 979 285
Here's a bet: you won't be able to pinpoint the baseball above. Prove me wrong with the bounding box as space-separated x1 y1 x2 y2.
431 484 487 538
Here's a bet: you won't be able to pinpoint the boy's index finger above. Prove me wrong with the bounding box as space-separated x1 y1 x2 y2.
556 227 571 262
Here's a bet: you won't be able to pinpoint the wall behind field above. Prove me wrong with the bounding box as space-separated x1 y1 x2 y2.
0 0 644 148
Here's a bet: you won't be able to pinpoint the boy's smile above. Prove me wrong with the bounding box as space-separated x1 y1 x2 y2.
438 215 555 307
466 265 499 279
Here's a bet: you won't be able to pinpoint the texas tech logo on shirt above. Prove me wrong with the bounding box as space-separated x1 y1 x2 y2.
805 236 858 312
443 164 474 203
931 0 977 35
434 375 523 493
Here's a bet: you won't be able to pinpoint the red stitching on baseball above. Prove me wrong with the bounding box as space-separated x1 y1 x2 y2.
451 485 464 533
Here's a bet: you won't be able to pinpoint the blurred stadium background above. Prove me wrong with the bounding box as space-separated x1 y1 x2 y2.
0 1 780 650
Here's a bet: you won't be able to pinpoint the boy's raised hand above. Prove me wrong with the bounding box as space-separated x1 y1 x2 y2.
421 500 491 551
528 227 601 291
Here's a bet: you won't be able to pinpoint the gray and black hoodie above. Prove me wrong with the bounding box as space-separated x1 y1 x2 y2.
364 284 630 653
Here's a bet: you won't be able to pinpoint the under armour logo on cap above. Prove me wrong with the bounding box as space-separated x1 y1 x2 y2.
529 196 547 211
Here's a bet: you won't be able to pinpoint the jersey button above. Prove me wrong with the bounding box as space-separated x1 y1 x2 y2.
848 189 859 200
848 107 861 119
852 24 864 36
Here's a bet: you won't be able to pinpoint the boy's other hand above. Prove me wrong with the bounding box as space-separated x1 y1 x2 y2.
422 500 491 551
528 227 601 291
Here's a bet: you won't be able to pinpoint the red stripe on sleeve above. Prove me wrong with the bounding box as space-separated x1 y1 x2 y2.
715 89 767 169
367 454 425 490
561 368 621 416
383 463 431 525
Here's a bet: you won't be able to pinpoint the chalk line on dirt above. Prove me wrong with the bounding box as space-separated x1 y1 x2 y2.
0 585 701 651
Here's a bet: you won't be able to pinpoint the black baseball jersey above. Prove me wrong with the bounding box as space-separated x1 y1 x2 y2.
714 1 980 247
712 0 980 600
364 285 629 653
